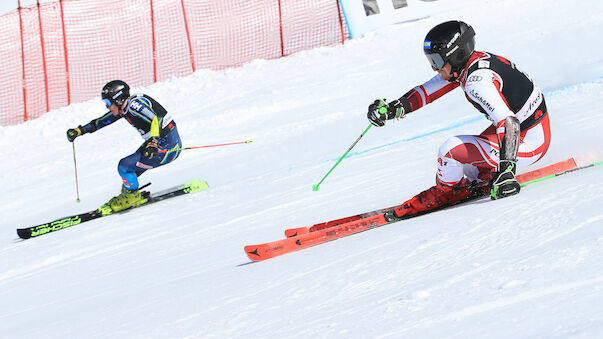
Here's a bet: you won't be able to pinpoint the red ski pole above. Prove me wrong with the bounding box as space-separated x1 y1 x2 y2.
158 140 252 153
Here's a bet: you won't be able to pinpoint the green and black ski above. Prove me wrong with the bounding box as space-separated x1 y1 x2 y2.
16 179 209 240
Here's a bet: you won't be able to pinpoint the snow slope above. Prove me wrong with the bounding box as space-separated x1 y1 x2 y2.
1 0 602 337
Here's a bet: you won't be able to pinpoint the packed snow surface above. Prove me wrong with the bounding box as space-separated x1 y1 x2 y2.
1 0 602 337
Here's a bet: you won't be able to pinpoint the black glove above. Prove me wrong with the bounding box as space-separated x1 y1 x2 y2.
490 160 521 200
143 137 159 159
367 98 410 127
66 126 83 142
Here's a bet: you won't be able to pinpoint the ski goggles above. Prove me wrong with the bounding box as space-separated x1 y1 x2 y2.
103 98 113 108
425 52 446 70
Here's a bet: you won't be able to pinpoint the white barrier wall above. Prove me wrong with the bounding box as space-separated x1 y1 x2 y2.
340 0 478 38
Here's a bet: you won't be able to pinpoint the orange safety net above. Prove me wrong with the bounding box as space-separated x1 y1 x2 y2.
0 0 347 126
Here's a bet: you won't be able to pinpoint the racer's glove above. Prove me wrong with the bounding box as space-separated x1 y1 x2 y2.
143 137 160 159
367 97 410 127
66 126 84 142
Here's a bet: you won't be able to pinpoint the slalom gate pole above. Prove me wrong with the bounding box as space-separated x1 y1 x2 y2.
312 124 373 191
158 140 252 153
71 142 81 203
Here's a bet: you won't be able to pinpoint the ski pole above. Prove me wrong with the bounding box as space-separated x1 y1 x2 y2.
312 124 372 191
71 142 81 203
158 140 252 153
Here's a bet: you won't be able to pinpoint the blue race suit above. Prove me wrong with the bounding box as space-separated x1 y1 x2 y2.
80 94 181 190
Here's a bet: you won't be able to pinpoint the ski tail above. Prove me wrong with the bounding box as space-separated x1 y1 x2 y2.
149 179 208 198
148 179 209 203
518 157 602 185
516 158 577 185
182 179 209 193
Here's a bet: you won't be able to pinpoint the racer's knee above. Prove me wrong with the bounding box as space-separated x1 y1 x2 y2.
436 137 466 187
118 155 138 177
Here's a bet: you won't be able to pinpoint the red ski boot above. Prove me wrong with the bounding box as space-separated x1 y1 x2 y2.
385 179 487 221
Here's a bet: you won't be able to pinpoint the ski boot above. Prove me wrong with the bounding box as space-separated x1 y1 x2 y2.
490 160 521 199
385 178 487 221
99 187 149 215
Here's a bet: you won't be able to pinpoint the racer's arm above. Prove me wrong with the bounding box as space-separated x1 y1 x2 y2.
368 74 459 127
402 73 460 112
66 112 122 142
81 112 122 133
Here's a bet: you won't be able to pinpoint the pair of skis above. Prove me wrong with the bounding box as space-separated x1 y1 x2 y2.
16 179 209 240
244 157 602 261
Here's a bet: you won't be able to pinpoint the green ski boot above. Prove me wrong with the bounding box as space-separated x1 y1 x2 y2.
99 187 149 215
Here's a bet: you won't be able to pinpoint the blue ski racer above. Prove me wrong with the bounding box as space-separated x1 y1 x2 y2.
66 80 182 213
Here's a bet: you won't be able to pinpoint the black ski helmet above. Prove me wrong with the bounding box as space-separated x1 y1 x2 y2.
423 21 475 76
101 80 130 107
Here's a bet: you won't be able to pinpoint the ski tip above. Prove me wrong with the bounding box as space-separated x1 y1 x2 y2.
284 230 299 238
244 245 266 261
312 184 319 191
284 227 309 238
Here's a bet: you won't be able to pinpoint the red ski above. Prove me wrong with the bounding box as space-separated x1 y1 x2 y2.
283 157 581 239
283 206 395 238
245 214 388 261
246 156 601 261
